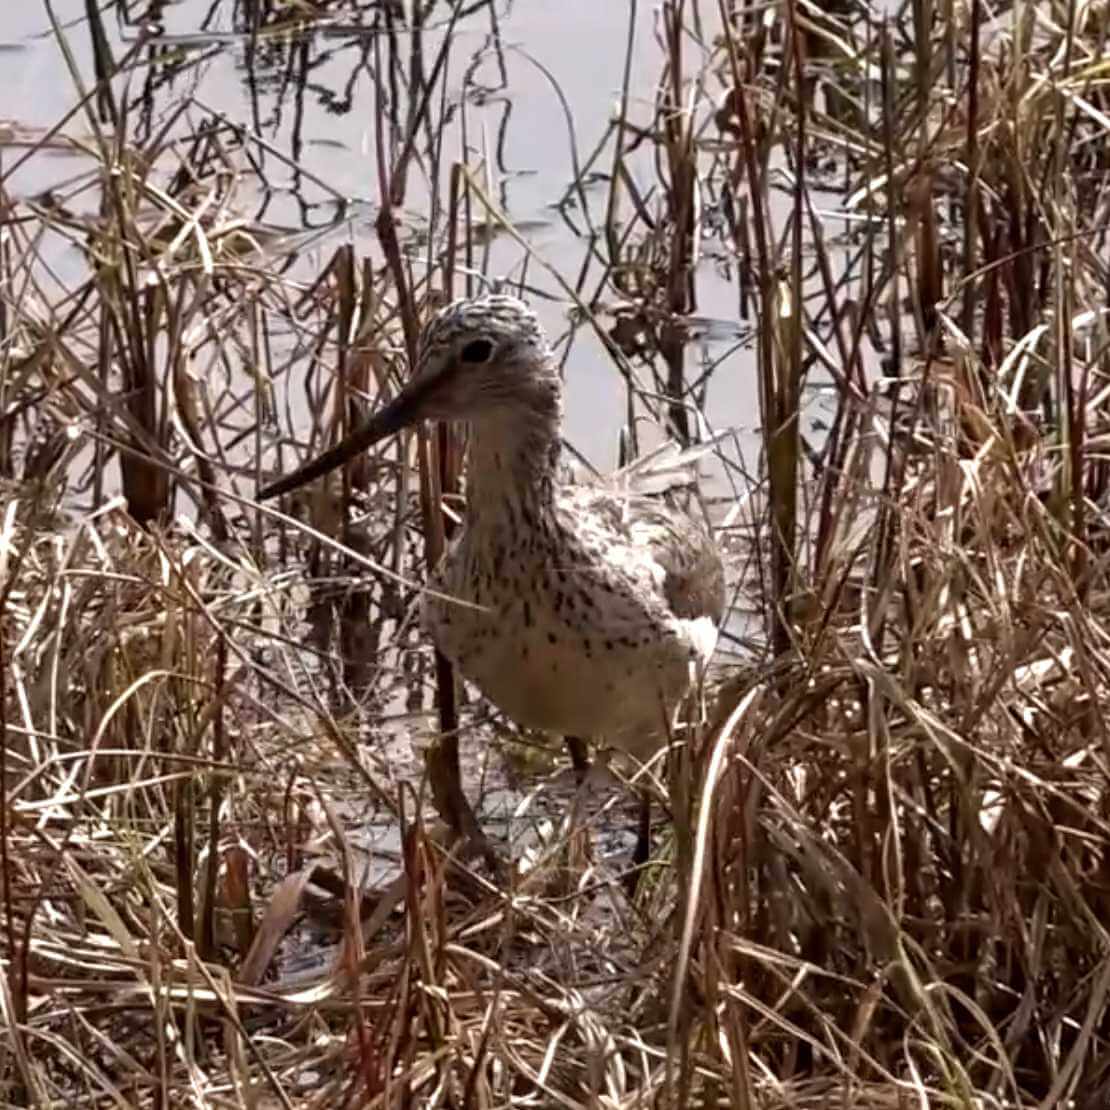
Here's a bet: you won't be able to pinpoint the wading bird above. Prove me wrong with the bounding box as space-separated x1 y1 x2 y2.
260 295 724 872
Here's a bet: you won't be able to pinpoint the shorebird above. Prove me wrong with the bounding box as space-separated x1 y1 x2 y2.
260 295 725 871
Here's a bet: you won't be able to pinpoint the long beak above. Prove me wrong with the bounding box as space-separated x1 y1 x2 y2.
258 376 434 501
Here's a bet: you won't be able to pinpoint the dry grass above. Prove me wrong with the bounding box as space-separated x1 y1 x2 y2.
3 0 1110 1105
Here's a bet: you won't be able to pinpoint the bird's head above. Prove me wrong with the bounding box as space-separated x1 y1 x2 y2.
405 295 560 422
258 294 561 501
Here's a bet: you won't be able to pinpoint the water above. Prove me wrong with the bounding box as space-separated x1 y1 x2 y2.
2 0 764 472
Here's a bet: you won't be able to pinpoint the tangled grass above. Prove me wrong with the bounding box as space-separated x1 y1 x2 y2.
4 0 1110 1105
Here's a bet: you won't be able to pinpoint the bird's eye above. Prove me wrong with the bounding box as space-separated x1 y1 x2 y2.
460 338 493 364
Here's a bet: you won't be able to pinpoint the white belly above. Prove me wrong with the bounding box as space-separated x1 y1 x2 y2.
418 489 720 758
423 565 706 758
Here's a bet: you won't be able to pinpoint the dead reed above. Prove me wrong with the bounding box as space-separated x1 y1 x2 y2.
3 0 1110 1105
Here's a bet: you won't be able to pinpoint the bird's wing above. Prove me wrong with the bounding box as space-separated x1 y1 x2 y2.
557 481 725 626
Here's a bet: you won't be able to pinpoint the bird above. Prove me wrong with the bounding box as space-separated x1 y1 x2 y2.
259 294 725 874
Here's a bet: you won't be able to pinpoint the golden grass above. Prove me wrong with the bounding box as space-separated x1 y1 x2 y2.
4 0 1110 1104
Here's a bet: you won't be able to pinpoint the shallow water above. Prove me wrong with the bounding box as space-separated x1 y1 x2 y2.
2 0 765 471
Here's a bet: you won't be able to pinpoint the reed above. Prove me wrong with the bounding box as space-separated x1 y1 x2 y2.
3 0 1110 1103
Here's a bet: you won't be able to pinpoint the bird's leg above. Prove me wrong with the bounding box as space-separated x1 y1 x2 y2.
426 733 467 832
564 735 591 783
558 736 595 877
624 789 652 898
427 735 499 872
429 651 499 872
633 790 652 869
565 739 651 892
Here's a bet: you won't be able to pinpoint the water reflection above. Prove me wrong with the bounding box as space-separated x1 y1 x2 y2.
5 0 763 470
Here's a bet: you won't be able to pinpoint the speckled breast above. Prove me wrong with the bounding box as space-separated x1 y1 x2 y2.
419 528 701 757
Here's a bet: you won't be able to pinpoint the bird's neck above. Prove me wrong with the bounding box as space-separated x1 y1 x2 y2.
463 405 561 526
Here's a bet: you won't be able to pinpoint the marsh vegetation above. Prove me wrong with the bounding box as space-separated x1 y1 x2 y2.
3 0 1110 1105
